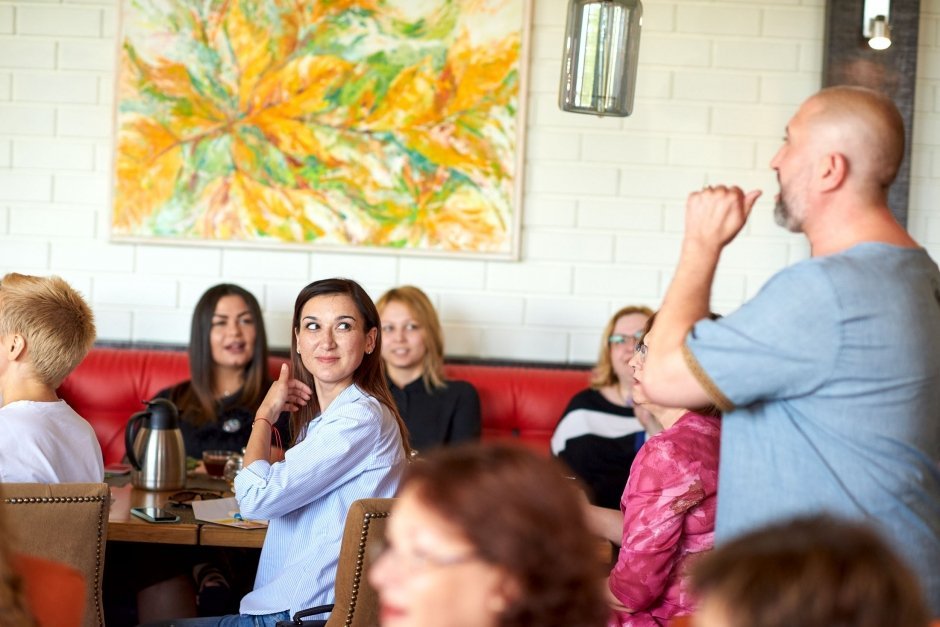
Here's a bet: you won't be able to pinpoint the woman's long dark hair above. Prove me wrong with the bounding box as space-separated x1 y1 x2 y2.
180 284 269 427
289 278 411 456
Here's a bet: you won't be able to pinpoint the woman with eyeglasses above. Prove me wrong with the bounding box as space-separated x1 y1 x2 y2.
585 312 721 627
369 443 609 627
376 285 480 453
551 305 655 508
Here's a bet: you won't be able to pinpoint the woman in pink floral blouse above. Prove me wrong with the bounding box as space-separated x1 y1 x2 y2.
585 314 721 627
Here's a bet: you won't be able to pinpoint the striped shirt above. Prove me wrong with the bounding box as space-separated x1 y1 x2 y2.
235 383 406 615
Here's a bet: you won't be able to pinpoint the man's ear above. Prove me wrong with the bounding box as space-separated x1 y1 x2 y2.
818 152 848 192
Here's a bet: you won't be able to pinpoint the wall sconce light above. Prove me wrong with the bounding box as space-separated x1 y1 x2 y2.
863 0 892 51
559 0 643 117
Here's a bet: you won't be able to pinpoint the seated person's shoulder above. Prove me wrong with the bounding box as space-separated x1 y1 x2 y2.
326 388 388 425
558 388 612 417
0 401 102 482
153 380 191 402
0 399 77 425
443 378 479 399
567 387 598 405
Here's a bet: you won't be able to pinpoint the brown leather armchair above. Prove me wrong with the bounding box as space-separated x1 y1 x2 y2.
277 497 394 627
3 482 110 627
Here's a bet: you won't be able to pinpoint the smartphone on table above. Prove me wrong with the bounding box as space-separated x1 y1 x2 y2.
130 506 180 524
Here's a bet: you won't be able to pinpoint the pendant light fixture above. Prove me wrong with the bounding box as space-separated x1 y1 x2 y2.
559 0 643 117
863 0 892 51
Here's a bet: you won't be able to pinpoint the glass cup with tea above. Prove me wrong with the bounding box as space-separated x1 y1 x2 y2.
223 452 244 489
202 449 235 478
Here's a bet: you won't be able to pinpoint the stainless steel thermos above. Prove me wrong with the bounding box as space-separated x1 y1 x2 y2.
124 398 186 491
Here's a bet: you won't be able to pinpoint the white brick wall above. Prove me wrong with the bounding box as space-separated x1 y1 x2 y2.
9 205 96 237
0 104 55 134
0 39 56 69
1 0 936 364
14 72 99 104
136 245 222 277
0 5 13 34
56 105 111 137
13 139 94 169
58 40 114 71
916 7 940 266
16 6 102 37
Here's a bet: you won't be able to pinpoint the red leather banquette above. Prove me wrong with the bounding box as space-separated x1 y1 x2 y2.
59 347 591 465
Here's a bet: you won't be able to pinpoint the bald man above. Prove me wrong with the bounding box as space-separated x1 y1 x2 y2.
641 86 940 612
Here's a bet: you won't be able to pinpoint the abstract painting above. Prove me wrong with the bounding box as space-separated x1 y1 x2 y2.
112 0 530 257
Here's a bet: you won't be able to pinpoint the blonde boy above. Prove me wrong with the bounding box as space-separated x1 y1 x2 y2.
0 273 103 482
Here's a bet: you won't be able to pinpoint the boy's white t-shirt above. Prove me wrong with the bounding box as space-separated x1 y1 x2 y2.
0 400 104 483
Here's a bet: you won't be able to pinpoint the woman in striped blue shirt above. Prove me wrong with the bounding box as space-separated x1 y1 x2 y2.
174 278 410 627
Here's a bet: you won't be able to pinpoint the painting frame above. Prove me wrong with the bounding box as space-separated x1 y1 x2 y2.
110 0 532 260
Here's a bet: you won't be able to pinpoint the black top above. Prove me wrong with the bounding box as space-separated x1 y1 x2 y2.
388 376 481 453
551 388 646 509
154 381 290 458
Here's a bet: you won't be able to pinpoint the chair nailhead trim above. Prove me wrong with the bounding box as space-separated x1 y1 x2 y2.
345 510 390 627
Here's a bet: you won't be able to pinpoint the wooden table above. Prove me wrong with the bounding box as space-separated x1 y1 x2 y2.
107 475 267 548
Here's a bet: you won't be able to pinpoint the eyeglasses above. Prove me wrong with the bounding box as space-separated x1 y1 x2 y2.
370 539 479 575
609 331 643 346
165 489 224 508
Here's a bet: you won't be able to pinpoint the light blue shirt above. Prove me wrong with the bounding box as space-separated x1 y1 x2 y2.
234 384 406 615
686 243 940 613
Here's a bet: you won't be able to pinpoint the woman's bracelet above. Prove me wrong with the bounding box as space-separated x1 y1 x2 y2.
252 417 282 451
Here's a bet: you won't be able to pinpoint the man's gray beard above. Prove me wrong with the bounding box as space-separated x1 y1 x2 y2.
774 197 802 233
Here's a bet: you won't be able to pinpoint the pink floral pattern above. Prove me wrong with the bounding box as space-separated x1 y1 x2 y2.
608 411 721 627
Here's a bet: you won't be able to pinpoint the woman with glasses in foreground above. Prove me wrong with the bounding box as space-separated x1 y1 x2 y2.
551 305 655 509
370 443 609 627
585 312 721 627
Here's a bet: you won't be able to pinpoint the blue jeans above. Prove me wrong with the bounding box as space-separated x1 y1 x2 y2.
146 610 291 627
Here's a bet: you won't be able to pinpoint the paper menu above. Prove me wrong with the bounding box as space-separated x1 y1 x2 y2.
191 496 268 530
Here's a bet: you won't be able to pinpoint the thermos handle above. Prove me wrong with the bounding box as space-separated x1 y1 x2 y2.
124 409 146 470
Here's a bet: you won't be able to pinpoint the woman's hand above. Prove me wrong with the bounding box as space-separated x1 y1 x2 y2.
244 365 311 468
256 363 312 422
